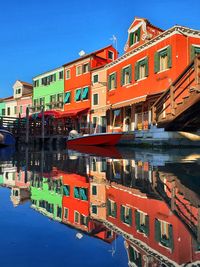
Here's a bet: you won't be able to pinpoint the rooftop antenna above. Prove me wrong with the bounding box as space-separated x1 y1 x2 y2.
110 35 117 50
79 50 86 57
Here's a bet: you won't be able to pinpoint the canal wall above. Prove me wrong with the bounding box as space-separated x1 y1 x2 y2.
119 126 200 147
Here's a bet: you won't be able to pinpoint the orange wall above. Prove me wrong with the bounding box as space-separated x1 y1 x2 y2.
107 34 200 106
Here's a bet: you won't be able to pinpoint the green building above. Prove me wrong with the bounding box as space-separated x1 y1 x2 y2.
32 66 64 112
30 176 63 222
0 100 6 116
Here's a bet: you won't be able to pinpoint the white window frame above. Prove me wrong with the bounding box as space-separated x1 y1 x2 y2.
66 69 71 80
76 65 82 76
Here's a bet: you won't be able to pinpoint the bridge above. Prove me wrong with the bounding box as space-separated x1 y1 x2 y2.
152 55 200 131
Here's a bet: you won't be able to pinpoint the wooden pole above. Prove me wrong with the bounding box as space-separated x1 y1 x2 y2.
170 85 175 115
25 107 29 144
41 107 44 145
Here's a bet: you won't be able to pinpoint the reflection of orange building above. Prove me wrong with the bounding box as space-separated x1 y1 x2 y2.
105 181 200 265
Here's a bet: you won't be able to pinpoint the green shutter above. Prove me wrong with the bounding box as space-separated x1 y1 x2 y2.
107 200 111 216
121 69 124 86
169 224 174 251
82 87 89 100
108 75 111 90
129 208 132 226
137 27 141 41
145 57 149 77
135 210 140 230
54 73 56 81
120 205 125 222
64 92 70 103
113 202 117 218
155 219 161 243
154 51 160 73
191 45 195 61
135 62 139 81
114 73 117 88
92 185 97 195
80 188 88 200
129 32 134 46
145 215 149 236
167 46 172 68
74 187 80 198
63 185 70 196
75 89 81 101
129 65 132 83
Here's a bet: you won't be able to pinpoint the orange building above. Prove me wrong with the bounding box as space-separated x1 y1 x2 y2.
106 17 200 132
63 45 118 133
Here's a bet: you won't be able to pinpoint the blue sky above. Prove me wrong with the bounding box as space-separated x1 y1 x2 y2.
0 0 200 98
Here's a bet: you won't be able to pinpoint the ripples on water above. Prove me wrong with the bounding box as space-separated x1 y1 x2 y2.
0 145 200 267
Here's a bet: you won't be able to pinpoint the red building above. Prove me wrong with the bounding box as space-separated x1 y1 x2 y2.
106 17 200 132
63 45 118 133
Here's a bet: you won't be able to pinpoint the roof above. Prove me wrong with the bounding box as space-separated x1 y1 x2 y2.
63 44 114 67
18 80 33 87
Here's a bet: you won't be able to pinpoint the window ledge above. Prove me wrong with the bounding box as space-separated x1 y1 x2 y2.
157 68 170 74
137 77 147 82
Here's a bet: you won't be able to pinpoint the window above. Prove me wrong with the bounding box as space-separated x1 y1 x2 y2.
59 71 63 79
63 185 70 196
93 74 99 83
191 45 200 60
39 97 45 106
66 69 70 79
64 92 71 104
120 205 132 225
93 93 98 106
108 50 114 60
64 208 69 220
113 109 121 127
92 205 97 214
57 93 63 108
76 65 82 76
135 210 149 236
74 187 88 200
7 107 10 116
2 109 5 116
135 57 149 81
108 72 117 90
50 95 56 103
34 80 39 87
129 246 142 266
121 65 132 85
154 46 172 73
74 211 80 223
20 106 23 114
155 219 173 249
75 89 82 102
92 185 97 195
83 63 89 73
80 215 88 226
92 116 98 129
107 199 117 218
17 88 21 94
82 87 89 100
14 106 17 114
129 27 141 46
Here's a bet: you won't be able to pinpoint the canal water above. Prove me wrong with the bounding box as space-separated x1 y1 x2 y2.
0 145 200 267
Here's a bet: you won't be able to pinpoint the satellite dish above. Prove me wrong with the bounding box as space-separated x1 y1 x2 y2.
79 50 86 57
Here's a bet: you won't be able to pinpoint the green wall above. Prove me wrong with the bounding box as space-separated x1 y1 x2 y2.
33 67 64 111
30 177 63 221
0 102 6 116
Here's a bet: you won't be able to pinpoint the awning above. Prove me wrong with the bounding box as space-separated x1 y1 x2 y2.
60 107 89 118
111 95 147 109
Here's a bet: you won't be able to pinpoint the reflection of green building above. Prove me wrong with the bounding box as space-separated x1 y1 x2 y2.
0 101 6 116
30 176 63 222
32 66 64 112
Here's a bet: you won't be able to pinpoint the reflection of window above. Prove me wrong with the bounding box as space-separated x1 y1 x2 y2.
92 185 97 195
63 185 70 196
154 46 172 73
129 246 142 266
92 158 97 171
107 199 117 218
92 205 97 214
135 210 149 236
80 215 88 226
113 109 121 127
74 187 88 200
74 211 80 223
57 207 62 218
120 205 132 225
155 219 173 249
93 74 98 83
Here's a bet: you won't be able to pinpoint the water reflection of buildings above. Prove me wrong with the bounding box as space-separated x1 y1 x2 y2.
0 148 200 265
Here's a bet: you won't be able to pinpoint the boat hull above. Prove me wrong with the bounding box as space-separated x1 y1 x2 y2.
67 133 122 146
0 129 15 147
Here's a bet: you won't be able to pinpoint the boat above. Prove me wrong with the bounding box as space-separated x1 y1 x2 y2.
0 127 15 147
67 131 122 146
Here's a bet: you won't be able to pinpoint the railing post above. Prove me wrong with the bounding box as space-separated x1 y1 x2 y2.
194 55 200 87
41 107 44 145
25 107 29 144
170 85 175 116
